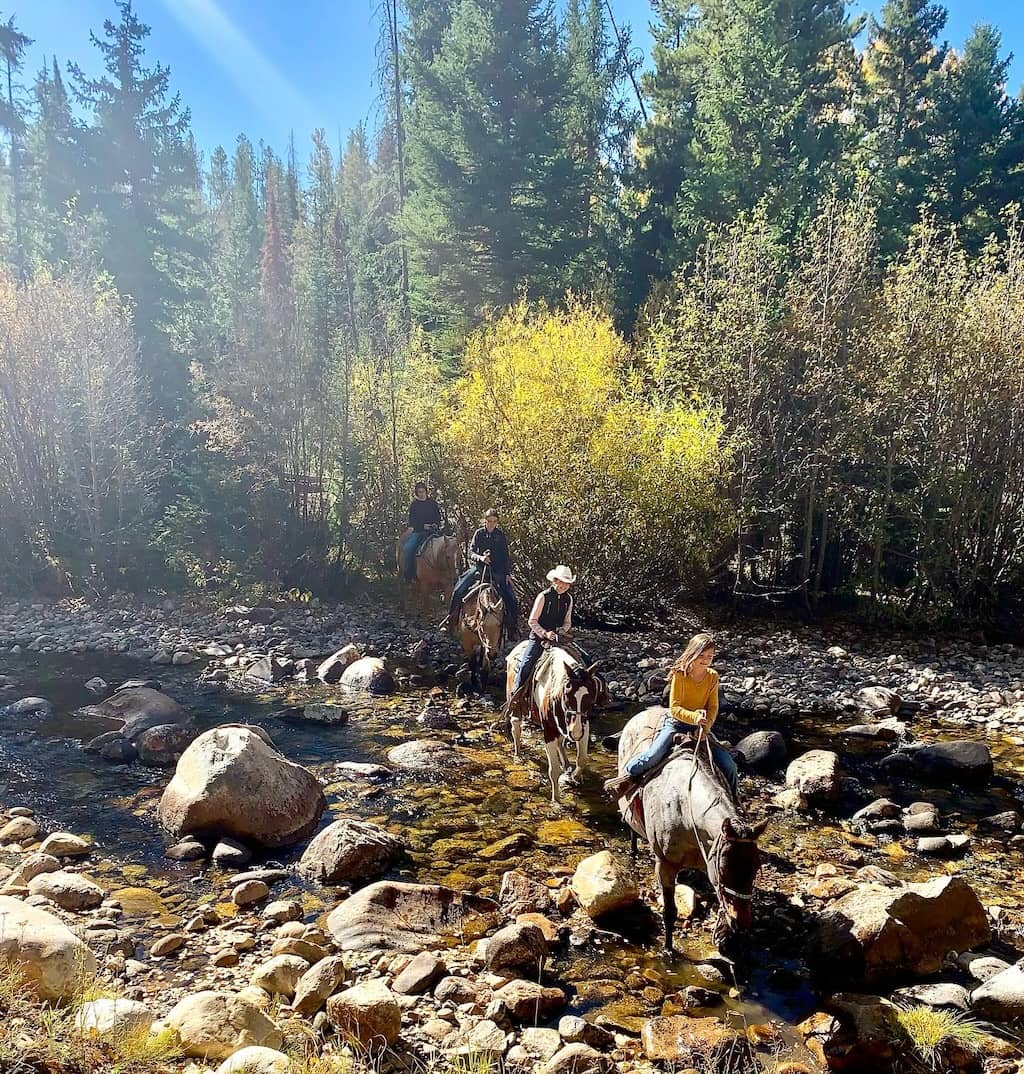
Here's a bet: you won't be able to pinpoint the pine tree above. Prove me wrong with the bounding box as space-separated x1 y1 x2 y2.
402 0 574 340
929 24 1018 247
210 135 261 331
68 0 204 413
861 0 948 255
0 15 33 276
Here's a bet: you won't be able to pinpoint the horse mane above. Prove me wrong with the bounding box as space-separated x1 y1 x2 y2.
536 648 584 720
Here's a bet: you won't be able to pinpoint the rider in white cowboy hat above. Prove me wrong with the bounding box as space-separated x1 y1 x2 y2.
508 565 576 709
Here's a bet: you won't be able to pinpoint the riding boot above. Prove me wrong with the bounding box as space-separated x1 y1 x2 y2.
603 773 637 799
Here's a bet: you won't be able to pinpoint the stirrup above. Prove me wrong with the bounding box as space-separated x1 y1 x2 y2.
603 774 636 798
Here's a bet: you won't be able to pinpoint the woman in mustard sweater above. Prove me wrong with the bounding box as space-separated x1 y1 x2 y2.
608 633 738 797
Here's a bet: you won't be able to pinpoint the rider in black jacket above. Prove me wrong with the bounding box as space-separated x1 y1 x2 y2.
448 508 518 633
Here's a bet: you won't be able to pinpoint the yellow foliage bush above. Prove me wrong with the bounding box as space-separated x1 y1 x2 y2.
441 299 731 596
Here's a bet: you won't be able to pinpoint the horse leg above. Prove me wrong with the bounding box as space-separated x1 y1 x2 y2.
630 830 639 860
657 858 678 953
545 739 562 805
511 716 523 759
573 720 590 780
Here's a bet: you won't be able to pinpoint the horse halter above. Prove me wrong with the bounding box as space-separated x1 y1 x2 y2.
557 675 593 748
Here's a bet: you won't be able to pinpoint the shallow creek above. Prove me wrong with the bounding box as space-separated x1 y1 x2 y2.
2 649 1023 1067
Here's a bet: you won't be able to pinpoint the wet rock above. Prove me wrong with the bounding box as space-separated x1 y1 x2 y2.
733 730 787 771
251 954 308 999
326 881 498 952
0 815 39 844
299 819 404 884
232 879 269 907
811 875 990 985
151 934 187 957
494 979 566 1021
852 799 901 823
484 922 547 976
392 951 446 995
75 998 154 1040
290 955 347 1015
879 740 994 784
0 896 97 1000
89 687 185 739
213 838 252 868
162 990 283 1060
38 832 90 858
28 870 104 910
857 686 902 716
557 1016 615 1049
970 964 1024 1021
386 737 475 771
541 1044 612 1074
245 656 288 684
786 749 841 803
957 952 1010 982
500 869 552 916
166 838 206 862
641 1015 745 1064
570 851 638 918
136 723 193 767
979 811 1021 833
84 677 109 694
316 644 360 683
299 703 348 724
893 982 970 1011
842 721 902 741
340 656 396 695
158 725 326 849
326 978 401 1047
4 697 52 716
215 1046 291 1074
96 732 139 764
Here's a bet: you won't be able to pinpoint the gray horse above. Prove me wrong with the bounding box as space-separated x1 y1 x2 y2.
615 705 767 951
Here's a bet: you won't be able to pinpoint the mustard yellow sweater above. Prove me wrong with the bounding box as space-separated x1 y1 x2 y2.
668 668 720 732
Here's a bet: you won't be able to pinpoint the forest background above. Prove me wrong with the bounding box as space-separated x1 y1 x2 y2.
0 0 1022 631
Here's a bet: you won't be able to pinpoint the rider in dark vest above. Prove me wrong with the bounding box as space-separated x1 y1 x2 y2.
400 482 443 581
509 565 575 707
448 507 518 634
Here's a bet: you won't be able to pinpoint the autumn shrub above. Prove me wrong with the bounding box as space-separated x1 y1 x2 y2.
439 299 732 600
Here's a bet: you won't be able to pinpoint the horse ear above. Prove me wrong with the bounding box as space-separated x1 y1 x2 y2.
751 818 769 839
721 818 737 839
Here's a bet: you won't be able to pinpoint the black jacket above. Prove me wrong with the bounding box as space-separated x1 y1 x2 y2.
408 498 442 532
470 526 511 576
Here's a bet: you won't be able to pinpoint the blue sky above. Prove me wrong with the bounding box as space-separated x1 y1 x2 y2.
14 0 1024 165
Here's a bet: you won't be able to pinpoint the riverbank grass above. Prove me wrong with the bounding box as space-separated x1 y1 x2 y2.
894 1005 986 1069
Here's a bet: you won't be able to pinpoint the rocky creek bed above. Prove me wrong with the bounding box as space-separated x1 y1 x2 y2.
2 594 1024 1074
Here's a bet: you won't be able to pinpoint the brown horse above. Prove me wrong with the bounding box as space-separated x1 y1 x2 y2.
616 705 767 951
398 533 462 617
505 643 607 804
457 583 504 689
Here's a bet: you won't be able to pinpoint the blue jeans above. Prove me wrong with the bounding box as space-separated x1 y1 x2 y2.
626 716 738 797
402 532 430 580
450 568 518 627
512 636 546 695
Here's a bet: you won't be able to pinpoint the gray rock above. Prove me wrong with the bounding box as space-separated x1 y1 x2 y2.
299 820 404 884
316 645 360 684
212 839 252 868
136 723 193 766
340 657 395 695
971 964 1024 1021
880 740 994 784
893 983 970 1011
733 731 787 771
484 922 547 977
786 750 841 803
392 951 446 995
5 697 52 717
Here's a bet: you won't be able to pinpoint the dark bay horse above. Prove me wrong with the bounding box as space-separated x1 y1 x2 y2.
616 705 767 951
505 643 607 804
397 532 461 617
457 583 504 689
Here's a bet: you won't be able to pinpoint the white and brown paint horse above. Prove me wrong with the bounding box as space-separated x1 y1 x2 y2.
457 583 504 689
616 705 767 951
398 531 462 617
505 642 608 803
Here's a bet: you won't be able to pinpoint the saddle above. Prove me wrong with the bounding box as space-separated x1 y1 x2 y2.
415 533 439 559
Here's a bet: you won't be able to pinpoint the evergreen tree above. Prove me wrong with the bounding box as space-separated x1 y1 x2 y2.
402 0 574 340
861 0 948 255
68 0 205 413
0 15 33 276
210 135 261 331
929 25 1018 246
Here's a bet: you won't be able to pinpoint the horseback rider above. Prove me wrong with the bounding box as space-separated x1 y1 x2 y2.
606 633 738 798
400 481 443 582
447 508 518 635
506 565 575 714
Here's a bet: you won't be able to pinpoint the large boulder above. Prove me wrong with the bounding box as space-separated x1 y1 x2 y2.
880 741 993 785
87 687 186 739
299 819 404 884
0 895 97 1000
327 881 499 952
786 750 841 803
570 851 638 918
734 730 787 771
326 978 401 1047
811 876 990 985
340 657 395 695
163 990 283 1060
970 964 1024 1022
158 726 325 848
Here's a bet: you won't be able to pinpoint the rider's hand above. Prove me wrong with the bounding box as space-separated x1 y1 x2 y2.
546 630 558 642
482 551 492 563
695 709 710 732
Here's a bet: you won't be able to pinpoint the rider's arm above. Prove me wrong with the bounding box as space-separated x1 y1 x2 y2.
469 528 486 563
528 593 551 639
668 671 704 727
704 671 720 731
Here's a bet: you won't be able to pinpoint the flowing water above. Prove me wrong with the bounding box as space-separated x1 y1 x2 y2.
2 648 1022 1067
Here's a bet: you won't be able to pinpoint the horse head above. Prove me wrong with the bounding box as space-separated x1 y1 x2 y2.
708 816 768 933
562 662 605 745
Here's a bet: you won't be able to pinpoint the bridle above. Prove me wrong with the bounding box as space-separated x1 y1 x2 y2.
556 673 594 750
472 585 503 664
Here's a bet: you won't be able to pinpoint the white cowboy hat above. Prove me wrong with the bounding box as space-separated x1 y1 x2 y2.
546 565 576 585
